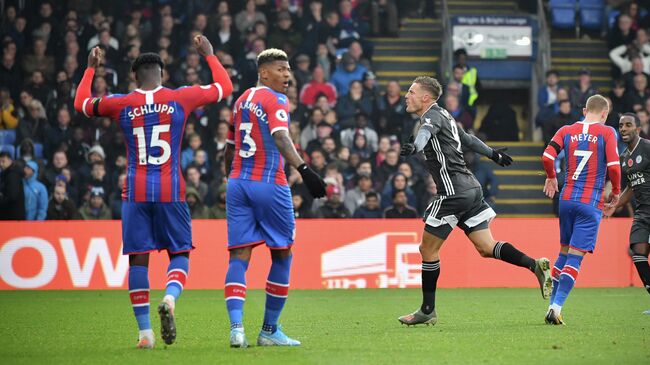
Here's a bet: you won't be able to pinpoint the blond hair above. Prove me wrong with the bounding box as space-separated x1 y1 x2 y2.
257 48 288 67
585 94 609 113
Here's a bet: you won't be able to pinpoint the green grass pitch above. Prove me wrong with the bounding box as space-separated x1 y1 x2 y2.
1 288 649 364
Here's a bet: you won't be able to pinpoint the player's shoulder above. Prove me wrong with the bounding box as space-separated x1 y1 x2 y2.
423 106 444 124
259 87 288 106
639 137 650 150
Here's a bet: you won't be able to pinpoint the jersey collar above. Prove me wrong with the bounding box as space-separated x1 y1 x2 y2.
134 85 163 94
627 137 641 154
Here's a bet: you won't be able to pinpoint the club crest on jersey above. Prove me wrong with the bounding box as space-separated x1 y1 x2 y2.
127 104 175 120
637 155 642 164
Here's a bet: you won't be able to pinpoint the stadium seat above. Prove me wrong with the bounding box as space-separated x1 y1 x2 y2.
34 143 43 159
549 0 577 30
0 144 16 159
579 0 605 30
0 130 16 145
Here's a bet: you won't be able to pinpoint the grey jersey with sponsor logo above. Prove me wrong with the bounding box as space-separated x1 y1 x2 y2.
621 138 650 210
415 103 481 196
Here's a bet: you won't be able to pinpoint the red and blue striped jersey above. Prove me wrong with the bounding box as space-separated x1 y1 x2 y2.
228 86 290 185
74 55 232 202
543 121 620 209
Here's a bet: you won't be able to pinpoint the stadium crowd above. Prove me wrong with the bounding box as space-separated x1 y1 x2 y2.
0 0 486 221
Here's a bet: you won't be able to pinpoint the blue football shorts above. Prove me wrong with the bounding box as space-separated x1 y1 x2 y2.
121 201 193 255
558 199 602 253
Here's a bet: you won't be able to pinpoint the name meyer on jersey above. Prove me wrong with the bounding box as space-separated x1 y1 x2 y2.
570 133 599 143
127 104 175 120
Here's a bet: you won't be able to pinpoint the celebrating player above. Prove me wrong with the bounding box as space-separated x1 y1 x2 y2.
398 76 552 326
541 95 621 324
604 113 650 314
74 36 233 348
223 48 326 348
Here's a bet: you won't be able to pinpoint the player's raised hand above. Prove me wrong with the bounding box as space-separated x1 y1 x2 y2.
400 143 416 156
543 177 559 199
490 147 513 167
87 46 104 69
298 163 327 198
193 35 214 57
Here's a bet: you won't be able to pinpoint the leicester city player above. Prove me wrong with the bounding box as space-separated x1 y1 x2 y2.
74 36 232 348
223 48 326 347
605 113 650 314
542 95 621 324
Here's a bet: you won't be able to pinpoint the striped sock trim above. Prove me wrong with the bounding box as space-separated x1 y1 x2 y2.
633 255 649 263
493 242 505 260
422 261 440 271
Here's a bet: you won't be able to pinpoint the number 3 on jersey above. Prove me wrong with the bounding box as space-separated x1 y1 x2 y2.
239 122 257 158
133 125 171 165
572 150 593 180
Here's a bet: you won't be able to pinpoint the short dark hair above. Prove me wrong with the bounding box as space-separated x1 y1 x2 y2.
413 76 442 100
131 52 164 73
392 189 406 199
454 48 468 57
622 112 641 127
257 48 288 67
0 151 11 159
452 63 464 71
365 191 378 200
546 69 558 78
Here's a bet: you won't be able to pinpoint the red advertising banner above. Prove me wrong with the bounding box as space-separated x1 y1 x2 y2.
0 219 639 290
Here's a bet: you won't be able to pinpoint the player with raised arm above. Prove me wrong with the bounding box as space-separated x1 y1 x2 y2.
541 95 621 325
223 48 326 348
398 76 552 326
604 113 650 314
74 36 233 348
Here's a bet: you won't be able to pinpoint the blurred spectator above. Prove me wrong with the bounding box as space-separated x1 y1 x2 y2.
23 160 47 221
213 13 241 59
209 183 227 219
347 40 371 70
79 186 111 220
344 171 374 213
336 80 375 128
46 184 78 220
623 56 650 90
383 190 418 218
478 101 519 141
610 47 650 76
300 1 326 56
353 191 383 218
537 70 560 109
454 49 481 112
310 149 328 177
316 183 351 218
331 52 367 96
376 80 407 138
292 190 313 218
370 0 399 37
186 186 210 219
0 87 18 130
305 121 334 155
300 107 325 147
293 54 312 91
608 80 628 115
609 14 636 49
17 99 47 144
41 150 69 191
570 68 598 112
268 11 302 55
624 73 650 111
85 161 112 199
1 42 22 100
0 151 25 220
444 94 474 132
182 133 203 170
299 64 337 108
236 1 267 35
23 38 55 81
340 112 378 151
381 172 416 210
186 165 209 202
545 99 579 144
109 173 126 219
314 43 332 80
44 107 73 160
376 149 400 186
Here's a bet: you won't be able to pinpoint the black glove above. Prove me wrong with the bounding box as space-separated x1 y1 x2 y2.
400 143 416 156
298 163 326 198
490 147 513 167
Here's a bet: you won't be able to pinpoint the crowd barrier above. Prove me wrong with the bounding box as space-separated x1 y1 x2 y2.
0 219 641 290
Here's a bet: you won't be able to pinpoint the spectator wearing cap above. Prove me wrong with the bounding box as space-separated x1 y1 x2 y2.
22 160 47 221
268 11 302 54
0 151 25 220
383 190 418 218
353 191 383 218
340 112 378 152
316 183 351 218
361 70 380 101
336 79 375 128
344 171 376 214
79 186 111 220
330 52 367 96
293 54 312 91
569 68 598 111
46 183 79 220
624 73 650 111
299 65 338 108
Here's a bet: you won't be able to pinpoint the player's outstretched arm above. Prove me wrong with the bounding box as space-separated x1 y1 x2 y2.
73 46 103 116
192 35 233 103
273 130 326 198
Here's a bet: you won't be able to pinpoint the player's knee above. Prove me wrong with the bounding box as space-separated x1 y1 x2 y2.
419 243 437 256
477 246 492 258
